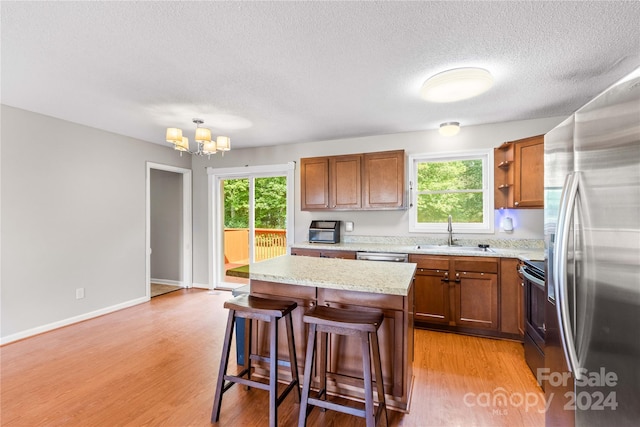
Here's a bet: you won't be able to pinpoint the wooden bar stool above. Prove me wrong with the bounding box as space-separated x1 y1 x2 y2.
211 294 300 427
298 305 388 427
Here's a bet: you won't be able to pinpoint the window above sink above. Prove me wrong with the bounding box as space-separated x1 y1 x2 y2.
408 150 494 234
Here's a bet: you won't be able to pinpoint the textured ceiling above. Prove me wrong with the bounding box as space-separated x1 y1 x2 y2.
2 1 639 150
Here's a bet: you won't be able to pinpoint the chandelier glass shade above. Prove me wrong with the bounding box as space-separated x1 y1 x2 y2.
166 119 231 157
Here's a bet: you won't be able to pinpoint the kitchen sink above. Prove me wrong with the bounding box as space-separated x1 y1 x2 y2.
413 244 494 253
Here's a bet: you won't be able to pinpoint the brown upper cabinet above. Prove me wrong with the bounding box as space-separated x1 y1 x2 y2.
494 135 544 209
301 150 405 211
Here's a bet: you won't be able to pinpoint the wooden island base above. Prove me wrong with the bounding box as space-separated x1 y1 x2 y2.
248 279 414 411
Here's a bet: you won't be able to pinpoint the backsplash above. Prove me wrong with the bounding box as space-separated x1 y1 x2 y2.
342 235 544 250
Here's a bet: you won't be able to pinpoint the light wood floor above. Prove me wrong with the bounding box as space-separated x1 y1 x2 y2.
1 289 544 426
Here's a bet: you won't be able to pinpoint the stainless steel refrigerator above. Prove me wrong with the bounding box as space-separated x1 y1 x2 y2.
544 67 640 426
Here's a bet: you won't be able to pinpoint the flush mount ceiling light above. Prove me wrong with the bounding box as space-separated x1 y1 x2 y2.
166 118 231 158
420 68 494 102
439 122 461 136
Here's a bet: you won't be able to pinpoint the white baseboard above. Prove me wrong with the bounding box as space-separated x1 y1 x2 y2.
150 278 183 286
191 282 211 289
0 296 149 345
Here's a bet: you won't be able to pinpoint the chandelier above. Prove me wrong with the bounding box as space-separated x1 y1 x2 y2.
165 118 231 157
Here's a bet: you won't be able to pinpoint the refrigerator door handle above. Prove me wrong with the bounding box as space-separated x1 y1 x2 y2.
554 171 583 380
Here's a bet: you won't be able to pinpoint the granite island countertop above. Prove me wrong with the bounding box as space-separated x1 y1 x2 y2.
249 255 416 296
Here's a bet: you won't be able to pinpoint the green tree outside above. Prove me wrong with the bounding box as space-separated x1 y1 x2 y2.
223 177 287 229
416 159 484 223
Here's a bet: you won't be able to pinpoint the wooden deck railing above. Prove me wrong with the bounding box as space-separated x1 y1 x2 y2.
254 228 287 261
224 228 287 263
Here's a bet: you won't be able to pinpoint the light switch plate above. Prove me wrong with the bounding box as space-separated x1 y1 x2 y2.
345 221 354 232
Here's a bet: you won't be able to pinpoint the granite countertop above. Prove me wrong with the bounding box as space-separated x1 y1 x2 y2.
291 241 544 262
249 255 416 296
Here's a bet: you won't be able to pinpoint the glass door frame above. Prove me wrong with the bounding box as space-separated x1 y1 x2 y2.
207 162 295 289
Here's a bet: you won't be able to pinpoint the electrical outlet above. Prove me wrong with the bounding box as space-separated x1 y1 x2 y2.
76 288 85 299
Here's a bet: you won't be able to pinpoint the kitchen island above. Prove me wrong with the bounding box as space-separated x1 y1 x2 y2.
248 255 416 411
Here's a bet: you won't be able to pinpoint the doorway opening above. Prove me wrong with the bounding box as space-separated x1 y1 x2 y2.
146 162 192 299
208 163 295 290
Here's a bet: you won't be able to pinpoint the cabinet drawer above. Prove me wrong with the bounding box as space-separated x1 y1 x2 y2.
320 250 357 259
409 254 449 270
291 248 322 257
453 257 499 274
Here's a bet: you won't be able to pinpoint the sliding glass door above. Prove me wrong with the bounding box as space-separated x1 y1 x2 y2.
210 163 294 289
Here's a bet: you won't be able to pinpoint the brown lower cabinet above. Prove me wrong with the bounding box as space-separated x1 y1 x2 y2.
290 247 356 259
411 254 524 340
249 279 414 411
499 258 526 339
411 255 499 332
290 248 524 341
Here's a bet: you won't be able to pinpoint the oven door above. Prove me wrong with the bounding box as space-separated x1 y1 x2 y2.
521 265 546 348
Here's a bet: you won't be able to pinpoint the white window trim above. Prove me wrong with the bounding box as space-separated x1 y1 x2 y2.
207 162 295 289
408 150 494 234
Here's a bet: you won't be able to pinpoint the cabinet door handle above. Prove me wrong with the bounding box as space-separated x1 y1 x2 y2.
441 272 449 282
514 201 520 206
309 301 315 308
454 273 461 282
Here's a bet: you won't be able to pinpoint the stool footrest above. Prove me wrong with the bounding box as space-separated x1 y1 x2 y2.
223 374 270 392
250 354 292 368
308 397 366 418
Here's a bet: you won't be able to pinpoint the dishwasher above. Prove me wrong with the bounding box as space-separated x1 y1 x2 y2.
356 252 409 262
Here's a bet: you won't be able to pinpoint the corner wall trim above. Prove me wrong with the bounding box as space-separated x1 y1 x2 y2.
0 296 149 345
150 278 184 287
191 282 211 289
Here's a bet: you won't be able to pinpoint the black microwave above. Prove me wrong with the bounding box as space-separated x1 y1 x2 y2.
308 220 341 244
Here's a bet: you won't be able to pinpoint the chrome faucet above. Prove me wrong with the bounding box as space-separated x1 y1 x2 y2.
447 215 454 246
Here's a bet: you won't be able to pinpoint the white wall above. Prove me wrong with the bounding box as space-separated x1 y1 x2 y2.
190 116 564 285
150 169 182 283
0 105 191 342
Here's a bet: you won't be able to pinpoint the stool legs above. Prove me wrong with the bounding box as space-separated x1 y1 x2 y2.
298 324 387 427
212 307 299 427
371 332 388 425
285 314 301 403
269 318 278 427
245 317 253 386
318 331 328 410
361 331 375 427
298 323 317 427
211 309 236 423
